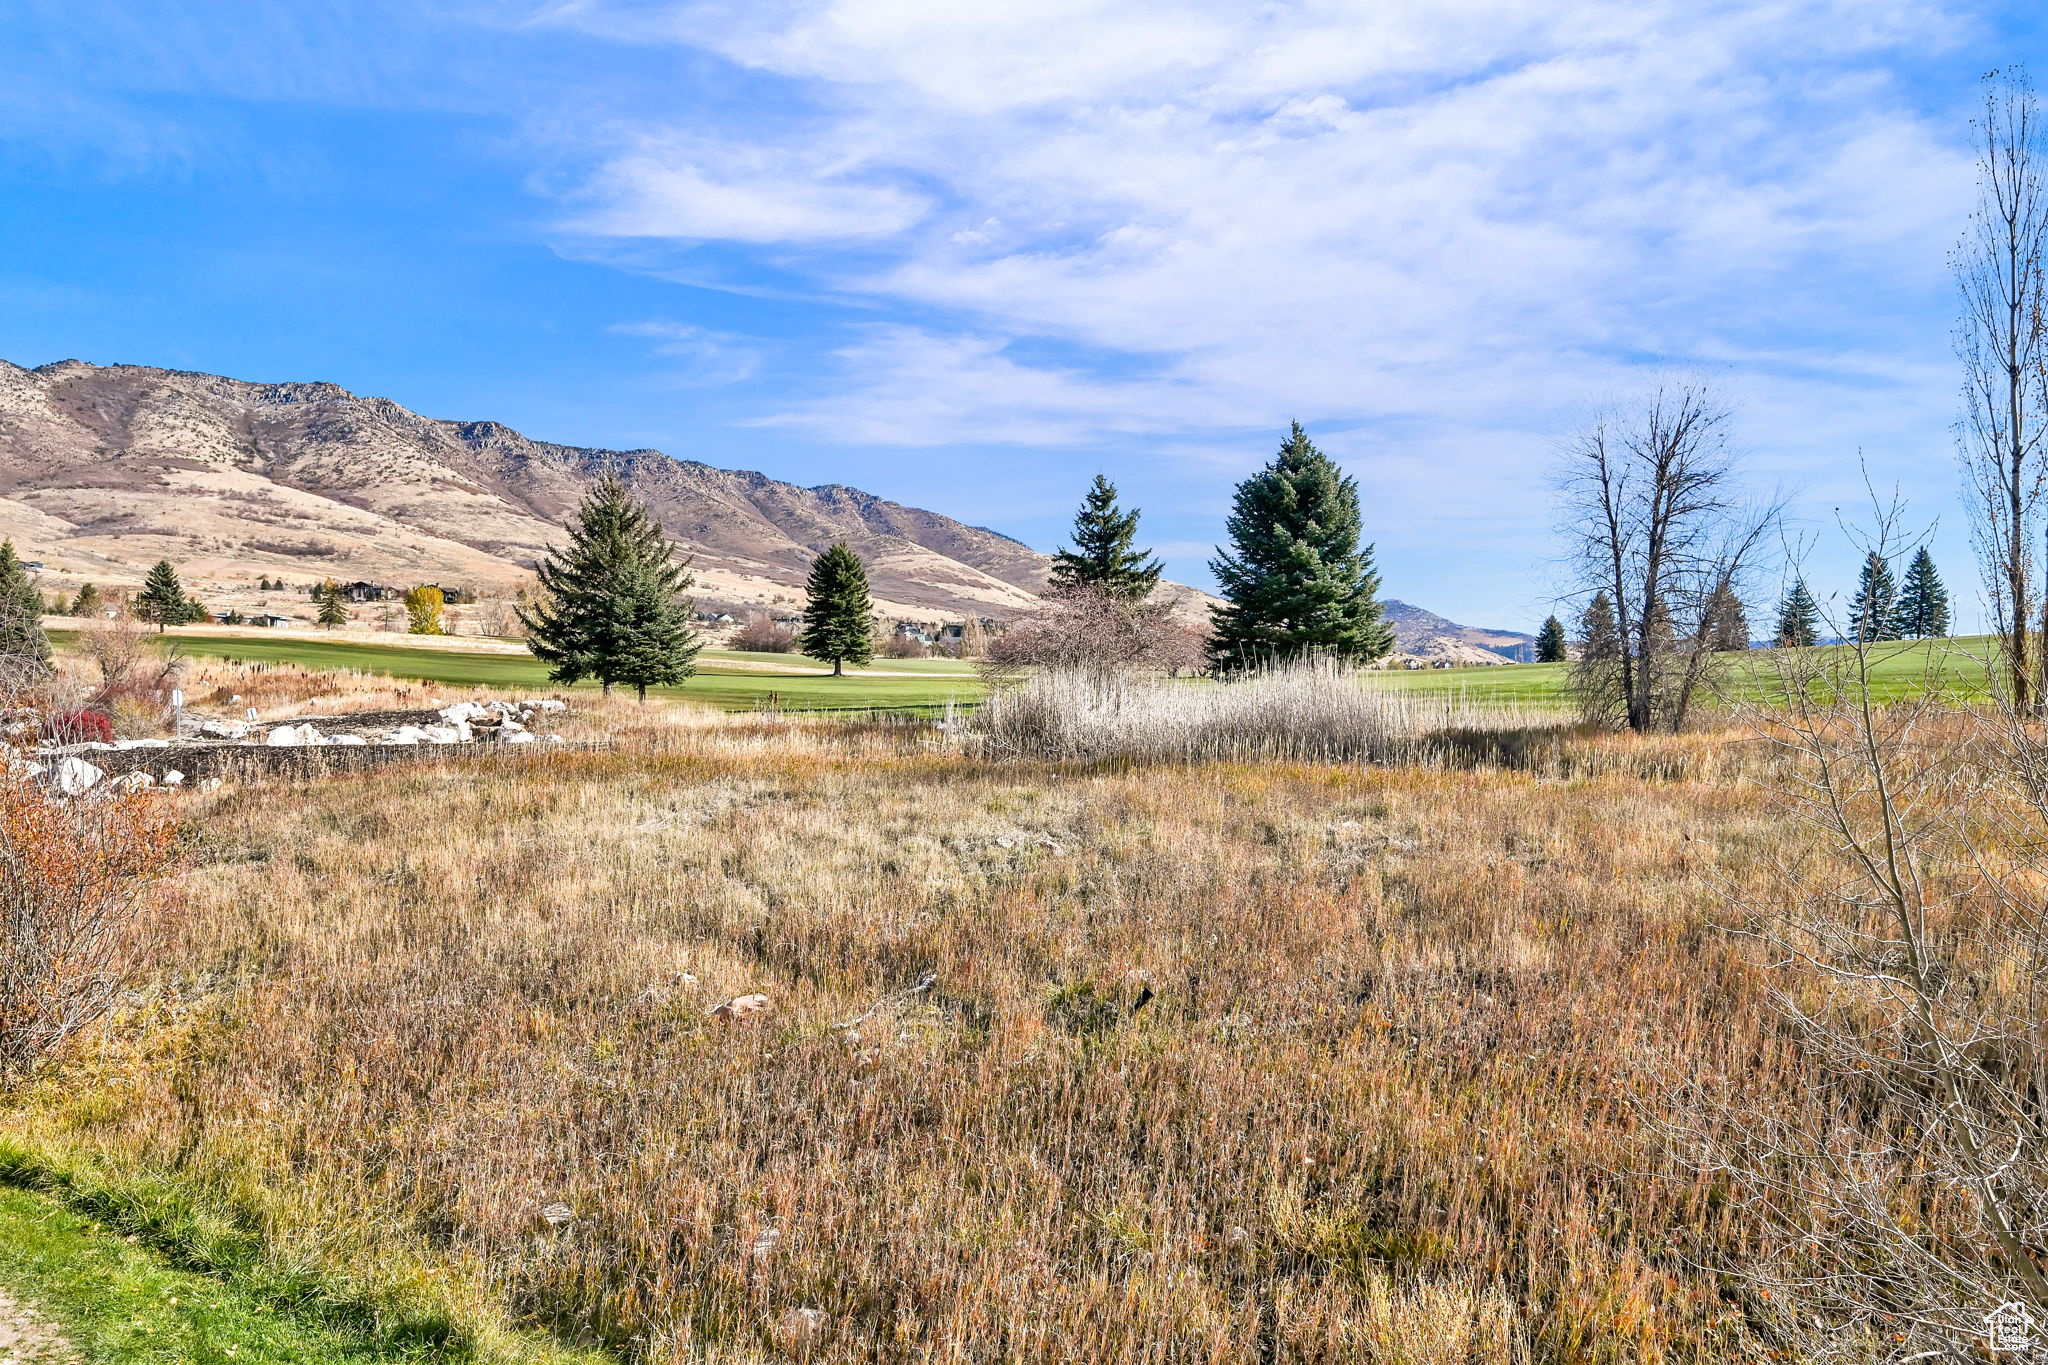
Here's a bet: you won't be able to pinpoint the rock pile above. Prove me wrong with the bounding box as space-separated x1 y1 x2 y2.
25 699 570 795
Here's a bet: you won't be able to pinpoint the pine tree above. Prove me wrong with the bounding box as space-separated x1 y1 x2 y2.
1208 424 1394 670
1535 615 1568 663
136 560 190 632
1570 591 1625 724
1775 579 1821 648
1048 475 1162 602
316 580 350 629
0 543 50 672
1705 584 1750 652
798 543 875 676
1891 547 1951 639
520 477 700 697
1849 553 1900 643
70 582 100 618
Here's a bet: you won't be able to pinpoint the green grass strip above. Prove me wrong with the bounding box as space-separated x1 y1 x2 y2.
0 1144 603 1365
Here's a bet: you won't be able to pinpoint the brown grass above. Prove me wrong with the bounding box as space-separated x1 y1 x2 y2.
1 701 1816 1362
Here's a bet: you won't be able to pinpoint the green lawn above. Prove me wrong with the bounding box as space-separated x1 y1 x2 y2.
1362 635 1999 708
50 631 982 715
0 1183 440 1365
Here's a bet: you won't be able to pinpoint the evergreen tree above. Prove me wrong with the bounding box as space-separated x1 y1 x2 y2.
1048 475 1162 602
1535 615 1568 663
316 580 350 629
0 543 50 671
1570 591 1625 724
520 477 700 697
1775 579 1821 648
798 543 875 676
1208 423 1394 670
1705 583 1750 651
1849 553 1900 643
136 560 190 632
1891 547 1951 639
70 582 100 618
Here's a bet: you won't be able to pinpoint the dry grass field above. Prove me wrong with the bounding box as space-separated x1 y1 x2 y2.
0 683 1837 1362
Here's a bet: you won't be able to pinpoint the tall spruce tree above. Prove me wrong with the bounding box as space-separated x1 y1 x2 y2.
520 477 700 698
136 560 190 632
70 582 101 618
1048 475 1162 602
799 543 875 676
1208 423 1393 670
1849 552 1900 643
0 543 50 671
1776 579 1821 648
1535 614 1568 663
1891 547 1951 639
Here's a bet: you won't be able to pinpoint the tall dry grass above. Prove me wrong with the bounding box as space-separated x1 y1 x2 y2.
970 660 1563 765
4 694 1814 1361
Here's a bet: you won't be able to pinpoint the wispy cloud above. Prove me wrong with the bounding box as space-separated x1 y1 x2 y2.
609 319 764 383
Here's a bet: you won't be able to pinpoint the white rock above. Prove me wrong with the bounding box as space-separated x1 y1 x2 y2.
114 738 171 750
111 771 155 791
505 731 537 744
438 702 485 724
524 699 567 713
265 723 324 747
50 756 104 796
389 726 426 745
329 734 368 746
161 770 186 787
418 725 463 744
198 777 223 793
200 720 250 740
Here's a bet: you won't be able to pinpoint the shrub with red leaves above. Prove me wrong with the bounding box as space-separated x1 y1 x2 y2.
44 710 114 745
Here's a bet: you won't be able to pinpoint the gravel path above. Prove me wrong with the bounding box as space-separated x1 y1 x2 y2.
0 1290 71 1363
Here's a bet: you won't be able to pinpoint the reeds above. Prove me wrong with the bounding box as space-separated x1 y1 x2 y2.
970 659 1560 764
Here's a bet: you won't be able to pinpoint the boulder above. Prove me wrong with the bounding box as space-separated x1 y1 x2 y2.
711 993 772 1023
49 756 104 796
199 719 250 740
418 724 464 744
114 738 171 750
161 770 186 787
388 727 427 745
110 771 155 791
505 731 537 744
328 734 369 746
265 723 324 747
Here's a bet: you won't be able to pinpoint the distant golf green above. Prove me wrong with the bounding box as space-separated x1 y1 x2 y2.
1359 635 1998 708
50 627 2002 718
50 630 983 715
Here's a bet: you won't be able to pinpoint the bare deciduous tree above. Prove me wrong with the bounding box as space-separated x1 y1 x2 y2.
1556 379 1774 732
982 584 1187 684
1959 68 2048 712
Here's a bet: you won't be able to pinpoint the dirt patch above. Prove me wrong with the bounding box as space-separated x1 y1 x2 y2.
0 1288 73 1363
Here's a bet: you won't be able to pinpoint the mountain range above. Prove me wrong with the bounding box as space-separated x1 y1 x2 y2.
0 358 1530 654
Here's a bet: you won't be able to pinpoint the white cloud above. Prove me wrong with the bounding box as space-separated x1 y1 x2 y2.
537 0 1983 614
566 136 927 241
610 320 765 383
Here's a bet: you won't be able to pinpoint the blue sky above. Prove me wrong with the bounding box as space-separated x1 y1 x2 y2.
3 0 2045 630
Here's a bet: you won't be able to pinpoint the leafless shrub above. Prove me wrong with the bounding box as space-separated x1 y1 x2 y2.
732 619 797 653
0 774 176 1079
881 631 927 659
982 584 1183 686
